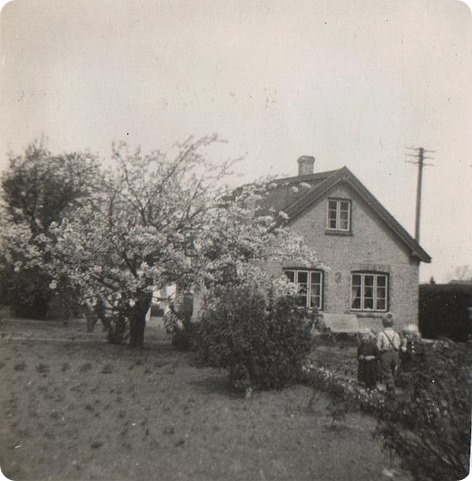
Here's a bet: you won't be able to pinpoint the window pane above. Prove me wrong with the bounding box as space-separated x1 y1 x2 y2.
364 275 374 286
327 200 338 229
285 270 294 283
310 295 320 309
364 298 374 309
352 274 361 286
377 299 386 310
328 212 337 228
297 271 308 283
351 285 361 309
311 271 321 284
377 276 386 287
311 283 321 295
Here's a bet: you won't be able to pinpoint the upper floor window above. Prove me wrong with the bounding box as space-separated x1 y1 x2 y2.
351 272 388 311
327 198 351 232
284 269 323 310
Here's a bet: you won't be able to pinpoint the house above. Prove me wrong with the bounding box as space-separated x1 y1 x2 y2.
259 155 431 332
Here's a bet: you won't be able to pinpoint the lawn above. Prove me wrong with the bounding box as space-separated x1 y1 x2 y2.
0 314 410 481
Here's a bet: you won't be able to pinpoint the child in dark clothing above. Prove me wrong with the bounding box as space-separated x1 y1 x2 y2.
357 329 379 390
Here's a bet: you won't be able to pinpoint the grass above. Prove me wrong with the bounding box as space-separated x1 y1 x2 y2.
0 316 411 481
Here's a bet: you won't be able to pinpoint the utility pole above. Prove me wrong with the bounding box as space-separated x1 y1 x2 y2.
406 147 434 243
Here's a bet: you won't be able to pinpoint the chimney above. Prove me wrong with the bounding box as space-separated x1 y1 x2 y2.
297 155 315 176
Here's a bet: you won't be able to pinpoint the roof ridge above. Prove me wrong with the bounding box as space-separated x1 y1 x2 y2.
271 168 343 185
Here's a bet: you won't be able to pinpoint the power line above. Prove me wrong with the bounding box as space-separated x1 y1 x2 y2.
405 147 435 243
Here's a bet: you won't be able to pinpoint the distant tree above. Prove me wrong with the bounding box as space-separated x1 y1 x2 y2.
447 265 472 283
0 140 100 318
10 135 317 348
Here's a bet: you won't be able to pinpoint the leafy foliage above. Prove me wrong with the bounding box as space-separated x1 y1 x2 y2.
0 140 100 318
374 340 471 481
198 268 315 392
1 140 99 235
303 339 471 481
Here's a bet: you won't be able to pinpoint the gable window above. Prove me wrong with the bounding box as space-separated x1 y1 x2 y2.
351 272 388 311
327 198 351 232
284 269 323 310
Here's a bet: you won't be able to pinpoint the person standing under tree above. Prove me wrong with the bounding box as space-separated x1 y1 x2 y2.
376 312 401 399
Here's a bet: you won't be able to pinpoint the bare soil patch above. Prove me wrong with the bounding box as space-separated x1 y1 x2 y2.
0 316 410 481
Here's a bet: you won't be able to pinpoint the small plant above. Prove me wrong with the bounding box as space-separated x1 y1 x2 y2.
79 362 92 372
105 310 129 345
13 361 27 371
36 363 50 373
102 364 113 374
164 303 197 352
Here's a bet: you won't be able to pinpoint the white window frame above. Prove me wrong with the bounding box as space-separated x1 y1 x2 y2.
350 272 388 312
284 269 323 310
326 198 351 232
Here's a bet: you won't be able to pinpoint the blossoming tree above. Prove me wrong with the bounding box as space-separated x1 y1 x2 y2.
2 135 318 348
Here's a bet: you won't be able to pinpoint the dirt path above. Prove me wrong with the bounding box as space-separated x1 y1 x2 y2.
0 317 410 481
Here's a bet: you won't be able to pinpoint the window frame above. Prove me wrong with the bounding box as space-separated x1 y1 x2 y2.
326 198 352 233
350 271 389 312
284 268 324 310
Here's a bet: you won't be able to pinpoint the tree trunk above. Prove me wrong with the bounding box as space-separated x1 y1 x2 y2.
129 293 152 349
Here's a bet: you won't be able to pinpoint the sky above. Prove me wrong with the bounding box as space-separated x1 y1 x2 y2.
0 0 471 283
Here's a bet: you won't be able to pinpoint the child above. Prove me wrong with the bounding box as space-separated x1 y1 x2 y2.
376 313 401 398
357 329 379 390
400 324 421 370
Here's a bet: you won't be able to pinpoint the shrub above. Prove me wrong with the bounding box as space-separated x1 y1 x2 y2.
198 280 315 392
105 311 129 344
419 283 472 341
374 339 471 481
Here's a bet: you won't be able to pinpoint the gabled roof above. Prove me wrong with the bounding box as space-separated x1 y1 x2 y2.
262 166 431 263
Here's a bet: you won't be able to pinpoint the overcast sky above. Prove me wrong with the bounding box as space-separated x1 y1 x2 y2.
1 0 471 283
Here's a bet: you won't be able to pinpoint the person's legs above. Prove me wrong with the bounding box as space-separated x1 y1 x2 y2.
380 351 396 397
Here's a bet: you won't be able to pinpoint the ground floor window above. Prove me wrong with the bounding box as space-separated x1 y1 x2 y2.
351 272 388 311
284 269 323 309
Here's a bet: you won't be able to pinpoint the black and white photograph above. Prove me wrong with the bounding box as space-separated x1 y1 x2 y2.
0 1 471 480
